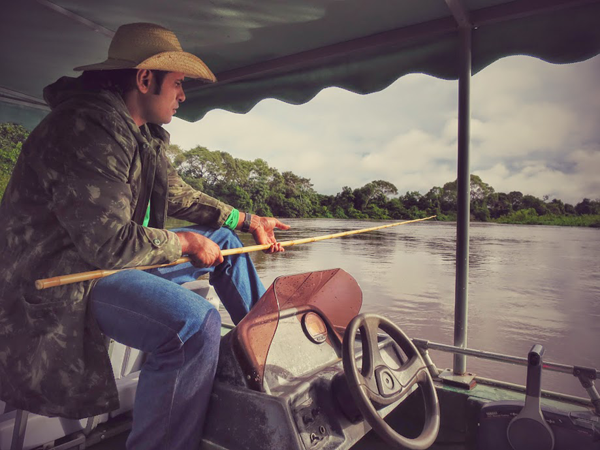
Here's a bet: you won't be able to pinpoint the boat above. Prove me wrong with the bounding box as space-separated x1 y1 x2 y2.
1 1 599 449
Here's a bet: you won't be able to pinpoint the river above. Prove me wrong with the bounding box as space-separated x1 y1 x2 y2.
236 219 599 398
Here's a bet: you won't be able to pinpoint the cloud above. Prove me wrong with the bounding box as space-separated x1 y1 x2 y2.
475 146 600 203
470 103 575 157
166 55 600 204
359 129 457 193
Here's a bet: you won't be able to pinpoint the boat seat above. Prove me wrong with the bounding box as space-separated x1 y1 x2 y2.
0 338 143 450
0 280 217 450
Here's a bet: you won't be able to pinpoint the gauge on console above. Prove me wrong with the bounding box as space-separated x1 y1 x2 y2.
302 312 328 344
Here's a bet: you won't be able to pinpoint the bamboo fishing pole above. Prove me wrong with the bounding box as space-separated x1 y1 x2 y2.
35 216 435 290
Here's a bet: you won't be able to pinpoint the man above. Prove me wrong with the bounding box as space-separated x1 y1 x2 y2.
0 23 289 449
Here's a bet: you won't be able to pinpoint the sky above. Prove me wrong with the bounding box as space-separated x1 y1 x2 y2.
165 54 600 205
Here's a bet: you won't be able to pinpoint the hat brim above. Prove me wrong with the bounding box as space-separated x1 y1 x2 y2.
74 51 216 82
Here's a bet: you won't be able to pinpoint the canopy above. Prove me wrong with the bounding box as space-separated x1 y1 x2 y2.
1 0 600 128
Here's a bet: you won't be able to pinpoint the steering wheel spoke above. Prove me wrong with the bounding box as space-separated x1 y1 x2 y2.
358 317 386 379
355 365 381 398
392 354 428 393
343 313 440 450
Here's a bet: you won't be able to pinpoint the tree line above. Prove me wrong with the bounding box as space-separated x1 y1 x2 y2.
2 123 599 227
167 143 599 227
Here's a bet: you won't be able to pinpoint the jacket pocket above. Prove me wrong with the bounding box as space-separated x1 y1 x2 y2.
18 294 72 336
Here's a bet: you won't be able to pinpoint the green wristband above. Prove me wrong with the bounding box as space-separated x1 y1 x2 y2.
143 200 151 227
223 208 240 231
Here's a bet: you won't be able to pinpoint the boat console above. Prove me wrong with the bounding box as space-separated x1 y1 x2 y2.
201 268 440 450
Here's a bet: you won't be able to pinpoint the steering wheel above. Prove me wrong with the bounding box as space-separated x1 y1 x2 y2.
342 314 440 450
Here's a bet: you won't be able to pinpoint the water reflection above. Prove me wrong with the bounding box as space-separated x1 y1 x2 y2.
169 218 600 397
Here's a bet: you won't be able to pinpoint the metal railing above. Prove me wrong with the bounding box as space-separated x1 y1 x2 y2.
412 338 600 413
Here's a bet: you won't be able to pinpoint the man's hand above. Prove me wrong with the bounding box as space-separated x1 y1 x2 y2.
250 216 291 253
176 231 224 267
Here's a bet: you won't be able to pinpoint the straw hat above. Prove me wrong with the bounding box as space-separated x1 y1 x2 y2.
74 23 216 82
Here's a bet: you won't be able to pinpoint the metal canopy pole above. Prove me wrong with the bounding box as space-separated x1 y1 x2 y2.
453 25 472 376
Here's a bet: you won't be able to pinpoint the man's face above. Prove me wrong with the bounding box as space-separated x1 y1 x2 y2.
141 71 186 125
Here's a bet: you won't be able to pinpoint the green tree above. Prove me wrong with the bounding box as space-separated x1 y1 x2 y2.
387 198 409 219
214 182 253 212
522 194 547 216
267 171 319 218
487 192 513 219
220 151 249 185
575 198 600 215
441 175 494 205
400 191 423 209
331 186 355 214
0 123 29 200
166 144 185 165
471 203 491 221
353 180 398 213
469 174 494 203
246 158 278 216
546 198 566 216
420 186 443 216
177 146 225 187
440 182 457 213
508 191 524 211
437 175 495 220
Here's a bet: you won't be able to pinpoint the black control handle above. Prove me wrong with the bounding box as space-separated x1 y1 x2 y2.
526 344 545 398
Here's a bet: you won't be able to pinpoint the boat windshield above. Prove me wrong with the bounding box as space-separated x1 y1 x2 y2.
232 268 362 390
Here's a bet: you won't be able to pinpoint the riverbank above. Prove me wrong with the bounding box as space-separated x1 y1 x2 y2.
432 211 600 227
492 211 600 227
167 213 600 230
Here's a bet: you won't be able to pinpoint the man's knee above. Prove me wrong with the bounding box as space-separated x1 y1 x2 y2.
175 299 220 342
155 304 220 363
179 307 221 367
200 308 222 349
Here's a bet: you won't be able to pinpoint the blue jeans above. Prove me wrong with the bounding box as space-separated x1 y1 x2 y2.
90 226 265 450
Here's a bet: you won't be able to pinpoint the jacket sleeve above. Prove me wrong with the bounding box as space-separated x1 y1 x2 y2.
166 159 234 228
31 114 182 270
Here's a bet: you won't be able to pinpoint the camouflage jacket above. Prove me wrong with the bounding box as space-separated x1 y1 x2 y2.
0 77 233 419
